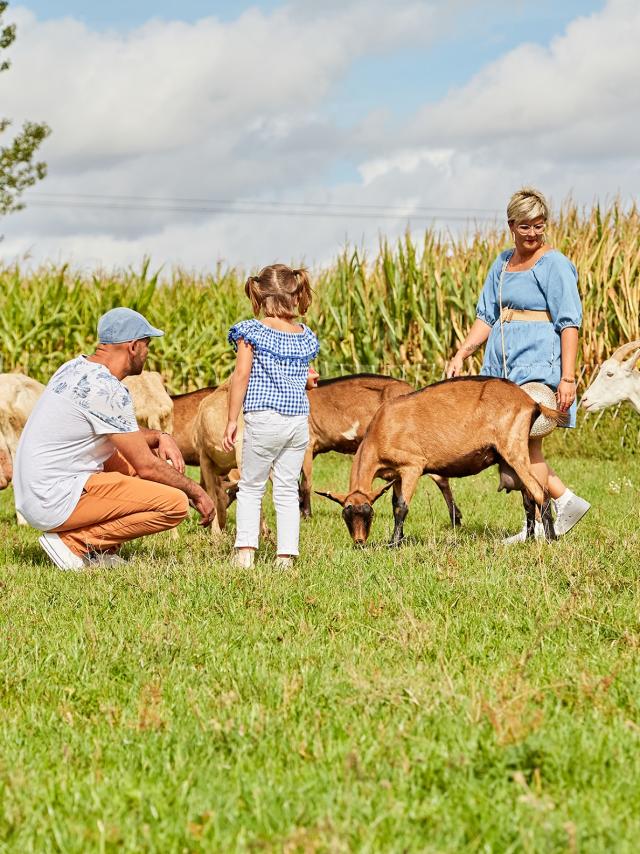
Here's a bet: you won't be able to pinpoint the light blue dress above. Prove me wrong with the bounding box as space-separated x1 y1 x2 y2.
476 249 582 427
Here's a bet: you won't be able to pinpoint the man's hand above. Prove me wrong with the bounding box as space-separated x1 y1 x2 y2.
157 433 185 473
222 420 237 453
190 485 216 526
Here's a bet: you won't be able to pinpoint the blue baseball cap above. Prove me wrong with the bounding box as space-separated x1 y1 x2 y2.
97 307 164 344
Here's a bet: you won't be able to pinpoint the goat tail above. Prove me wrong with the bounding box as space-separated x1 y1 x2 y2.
537 403 570 428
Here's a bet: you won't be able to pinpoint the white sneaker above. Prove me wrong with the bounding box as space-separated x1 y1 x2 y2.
85 551 128 569
38 533 86 572
554 494 591 536
274 556 294 569
232 549 255 569
502 519 546 544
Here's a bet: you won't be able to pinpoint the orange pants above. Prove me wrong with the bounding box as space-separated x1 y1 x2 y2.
52 452 189 555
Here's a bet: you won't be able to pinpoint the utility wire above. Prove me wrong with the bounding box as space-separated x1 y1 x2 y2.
28 190 502 214
26 196 502 223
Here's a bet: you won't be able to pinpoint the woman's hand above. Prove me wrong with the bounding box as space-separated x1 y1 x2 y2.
222 420 237 453
306 367 319 390
556 378 576 412
446 351 465 379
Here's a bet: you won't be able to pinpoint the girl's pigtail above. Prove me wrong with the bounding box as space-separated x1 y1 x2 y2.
244 275 262 316
292 268 312 315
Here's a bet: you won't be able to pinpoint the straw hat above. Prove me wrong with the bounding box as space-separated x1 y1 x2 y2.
521 382 559 437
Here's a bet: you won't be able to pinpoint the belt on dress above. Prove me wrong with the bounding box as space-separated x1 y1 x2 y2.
499 308 552 323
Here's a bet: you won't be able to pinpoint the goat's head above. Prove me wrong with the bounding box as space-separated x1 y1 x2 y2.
581 341 640 412
315 481 395 545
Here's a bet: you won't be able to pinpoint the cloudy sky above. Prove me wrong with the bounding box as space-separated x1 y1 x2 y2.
0 0 637 272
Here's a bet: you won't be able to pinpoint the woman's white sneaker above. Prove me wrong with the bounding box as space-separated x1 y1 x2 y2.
38 533 86 571
554 494 591 536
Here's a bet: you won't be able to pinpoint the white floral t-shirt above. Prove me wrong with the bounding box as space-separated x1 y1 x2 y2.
14 356 139 531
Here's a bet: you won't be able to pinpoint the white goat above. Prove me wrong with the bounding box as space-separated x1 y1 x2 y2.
581 340 640 414
123 371 174 433
0 373 45 522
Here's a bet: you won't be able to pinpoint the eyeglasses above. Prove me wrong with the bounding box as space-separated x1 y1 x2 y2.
515 222 545 236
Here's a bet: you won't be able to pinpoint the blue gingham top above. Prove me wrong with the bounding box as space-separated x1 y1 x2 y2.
228 318 320 415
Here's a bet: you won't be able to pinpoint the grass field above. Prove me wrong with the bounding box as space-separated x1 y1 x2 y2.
1 448 639 853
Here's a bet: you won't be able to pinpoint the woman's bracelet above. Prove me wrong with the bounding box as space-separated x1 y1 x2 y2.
560 377 575 384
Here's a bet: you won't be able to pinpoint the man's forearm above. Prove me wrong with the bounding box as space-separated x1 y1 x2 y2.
137 454 200 500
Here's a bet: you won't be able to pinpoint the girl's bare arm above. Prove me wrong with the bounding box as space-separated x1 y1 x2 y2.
222 340 253 450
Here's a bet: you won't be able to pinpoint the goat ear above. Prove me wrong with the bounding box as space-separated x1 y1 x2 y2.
370 479 396 504
315 490 347 506
623 348 640 371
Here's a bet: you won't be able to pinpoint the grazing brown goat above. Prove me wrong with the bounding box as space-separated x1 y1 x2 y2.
171 387 217 465
317 377 567 546
303 374 461 525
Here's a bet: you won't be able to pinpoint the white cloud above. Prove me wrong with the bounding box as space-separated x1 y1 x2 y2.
404 0 640 160
1 0 639 272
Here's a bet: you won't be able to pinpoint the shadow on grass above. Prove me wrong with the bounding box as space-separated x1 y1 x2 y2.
354 522 510 551
15 542 51 566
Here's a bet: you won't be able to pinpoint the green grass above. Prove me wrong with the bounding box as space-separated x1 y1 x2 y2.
1 451 639 852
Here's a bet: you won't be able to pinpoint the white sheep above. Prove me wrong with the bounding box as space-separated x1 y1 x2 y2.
581 340 640 414
123 371 174 433
0 373 45 522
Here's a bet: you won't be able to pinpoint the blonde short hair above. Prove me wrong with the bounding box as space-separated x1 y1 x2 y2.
507 187 550 225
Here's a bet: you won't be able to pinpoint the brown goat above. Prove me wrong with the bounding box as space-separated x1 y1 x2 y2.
303 374 461 525
317 377 567 546
171 387 217 465
191 382 245 535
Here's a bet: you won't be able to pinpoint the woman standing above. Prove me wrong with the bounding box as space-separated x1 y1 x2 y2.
447 187 590 541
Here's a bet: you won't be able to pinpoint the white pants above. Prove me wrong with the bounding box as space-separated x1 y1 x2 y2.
235 410 309 555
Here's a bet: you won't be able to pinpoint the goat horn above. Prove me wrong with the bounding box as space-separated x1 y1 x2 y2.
610 339 640 362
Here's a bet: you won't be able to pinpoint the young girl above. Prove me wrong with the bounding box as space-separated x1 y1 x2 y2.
222 264 319 568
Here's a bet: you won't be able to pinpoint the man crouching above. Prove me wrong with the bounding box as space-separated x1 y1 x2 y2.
14 307 215 571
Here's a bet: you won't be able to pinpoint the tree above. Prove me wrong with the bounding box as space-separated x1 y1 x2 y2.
0 1 50 216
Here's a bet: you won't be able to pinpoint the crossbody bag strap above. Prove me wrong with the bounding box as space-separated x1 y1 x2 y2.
497 255 512 379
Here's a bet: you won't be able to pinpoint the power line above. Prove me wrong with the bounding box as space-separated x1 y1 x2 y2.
28 190 502 215
26 196 502 223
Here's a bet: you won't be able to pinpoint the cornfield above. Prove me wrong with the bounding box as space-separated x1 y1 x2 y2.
1 200 639 392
